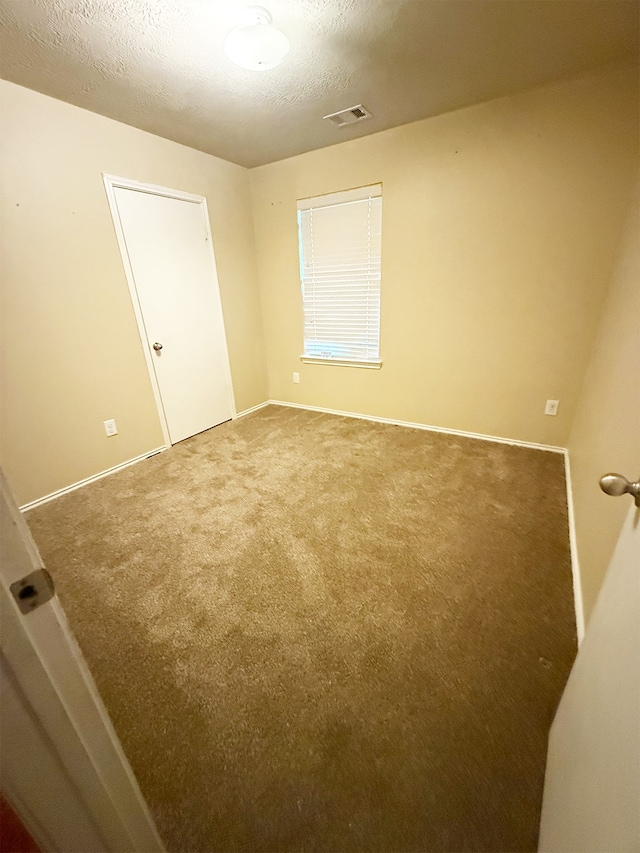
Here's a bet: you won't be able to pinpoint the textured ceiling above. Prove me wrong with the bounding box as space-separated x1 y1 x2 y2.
1 0 638 167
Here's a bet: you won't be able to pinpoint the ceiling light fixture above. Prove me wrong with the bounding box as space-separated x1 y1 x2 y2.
224 6 290 71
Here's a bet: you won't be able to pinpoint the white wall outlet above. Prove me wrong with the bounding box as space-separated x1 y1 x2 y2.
104 418 118 436
293 372 300 384
544 400 560 416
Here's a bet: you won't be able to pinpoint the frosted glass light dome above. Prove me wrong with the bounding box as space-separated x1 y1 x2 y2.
224 6 290 71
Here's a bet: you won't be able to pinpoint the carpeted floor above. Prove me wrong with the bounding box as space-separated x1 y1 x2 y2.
26 405 577 853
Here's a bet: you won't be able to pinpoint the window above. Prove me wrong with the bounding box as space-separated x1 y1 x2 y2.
297 184 382 368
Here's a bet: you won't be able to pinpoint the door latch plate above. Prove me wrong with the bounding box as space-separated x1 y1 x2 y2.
10 568 55 614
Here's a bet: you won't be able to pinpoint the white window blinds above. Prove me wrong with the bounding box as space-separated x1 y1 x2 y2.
297 184 382 365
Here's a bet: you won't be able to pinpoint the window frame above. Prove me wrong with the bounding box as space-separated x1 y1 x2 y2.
297 184 383 369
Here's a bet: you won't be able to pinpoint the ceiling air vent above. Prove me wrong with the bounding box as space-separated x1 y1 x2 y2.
323 104 372 128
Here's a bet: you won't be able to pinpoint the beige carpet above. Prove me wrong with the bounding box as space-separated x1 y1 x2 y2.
26 405 576 853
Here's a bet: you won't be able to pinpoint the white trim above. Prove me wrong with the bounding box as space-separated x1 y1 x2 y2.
268 400 566 453
20 447 167 512
234 401 271 419
102 173 205 204
102 174 237 448
297 183 382 210
563 450 585 644
200 195 238 421
300 357 382 369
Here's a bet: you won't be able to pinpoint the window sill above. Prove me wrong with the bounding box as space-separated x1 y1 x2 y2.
300 356 382 370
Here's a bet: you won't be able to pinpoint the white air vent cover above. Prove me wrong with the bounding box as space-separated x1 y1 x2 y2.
323 104 372 128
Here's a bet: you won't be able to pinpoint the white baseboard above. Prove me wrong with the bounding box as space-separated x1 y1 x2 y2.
20 447 168 512
268 400 567 453
563 451 585 645
20 402 272 511
234 401 271 419
270 398 583 642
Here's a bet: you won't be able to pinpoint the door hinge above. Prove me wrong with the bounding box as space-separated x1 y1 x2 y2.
10 568 55 614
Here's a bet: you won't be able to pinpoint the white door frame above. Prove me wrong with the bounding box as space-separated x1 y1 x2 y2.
103 174 236 448
1 470 165 851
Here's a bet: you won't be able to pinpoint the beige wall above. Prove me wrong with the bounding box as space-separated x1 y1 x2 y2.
0 81 267 506
2 64 638 520
250 64 639 447
567 182 639 624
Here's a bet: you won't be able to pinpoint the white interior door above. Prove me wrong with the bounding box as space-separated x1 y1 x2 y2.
110 183 234 445
0 470 164 852
538 501 640 852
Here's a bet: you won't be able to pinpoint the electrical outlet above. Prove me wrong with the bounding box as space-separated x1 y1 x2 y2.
104 418 118 436
544 400 559 416
293 372 300 384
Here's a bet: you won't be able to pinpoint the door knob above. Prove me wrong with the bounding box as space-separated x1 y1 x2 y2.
153 342 163 351
599 473 640 508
